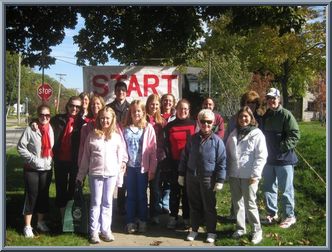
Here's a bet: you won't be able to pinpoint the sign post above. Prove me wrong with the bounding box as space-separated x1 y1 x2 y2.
37 83 53 102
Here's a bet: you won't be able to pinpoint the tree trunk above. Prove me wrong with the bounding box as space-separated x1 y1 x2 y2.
281 60 290 109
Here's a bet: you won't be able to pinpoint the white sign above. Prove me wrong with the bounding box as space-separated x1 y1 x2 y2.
83 66 181 104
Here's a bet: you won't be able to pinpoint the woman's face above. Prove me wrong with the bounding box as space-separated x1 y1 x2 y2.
131 105 144 124
176 102 189 119
82 95 89 110
91 98 103 117
162 95 174 112
67 99 81 116
100 111 113 129
238 111 251 127
199 115 214 135
38 108 51 125
148 100 160 115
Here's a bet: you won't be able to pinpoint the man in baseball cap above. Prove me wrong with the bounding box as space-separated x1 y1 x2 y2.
262 86 300 229
266 87 281 98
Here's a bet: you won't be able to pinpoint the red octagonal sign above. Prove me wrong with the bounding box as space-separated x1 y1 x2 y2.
37 83 53 101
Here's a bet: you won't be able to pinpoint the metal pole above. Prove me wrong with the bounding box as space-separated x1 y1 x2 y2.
17 52 21 125
56 73 66 113
208 56 211 97
41 51 45 103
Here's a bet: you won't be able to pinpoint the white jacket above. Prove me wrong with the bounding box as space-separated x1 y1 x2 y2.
17 126 54 171
226 127 267 179
77 131 128 187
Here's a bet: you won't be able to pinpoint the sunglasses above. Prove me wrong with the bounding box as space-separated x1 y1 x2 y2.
69 104 81 109
39 113 50 118
266 96 277 100
200 119 213 125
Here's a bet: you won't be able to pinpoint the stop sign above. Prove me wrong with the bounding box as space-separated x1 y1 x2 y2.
37 83 53 101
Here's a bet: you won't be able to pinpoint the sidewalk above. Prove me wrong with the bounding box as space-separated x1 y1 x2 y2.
92 188 215 247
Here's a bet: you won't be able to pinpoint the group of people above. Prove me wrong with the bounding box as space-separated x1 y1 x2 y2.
17 82 300 245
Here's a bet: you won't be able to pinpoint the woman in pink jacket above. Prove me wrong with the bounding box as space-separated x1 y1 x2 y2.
76 107 128 244
123 100 157 234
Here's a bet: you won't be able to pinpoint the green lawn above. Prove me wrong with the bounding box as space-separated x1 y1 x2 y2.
5 121 327 247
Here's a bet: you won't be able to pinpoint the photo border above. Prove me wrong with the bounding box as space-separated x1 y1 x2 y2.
1 0 330 251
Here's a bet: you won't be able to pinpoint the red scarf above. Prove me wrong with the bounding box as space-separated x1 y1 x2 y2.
59 116 75 161
38 123 53 158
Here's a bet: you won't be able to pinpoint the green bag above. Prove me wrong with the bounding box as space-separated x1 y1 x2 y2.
62 185 88 234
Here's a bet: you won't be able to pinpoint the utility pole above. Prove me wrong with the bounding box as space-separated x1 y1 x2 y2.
208 55 211 97
56 73 66 113
17 52 21 125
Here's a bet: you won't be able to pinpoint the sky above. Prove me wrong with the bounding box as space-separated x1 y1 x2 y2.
34 14 120 93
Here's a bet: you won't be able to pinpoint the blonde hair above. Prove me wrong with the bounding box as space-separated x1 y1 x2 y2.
146 94 165 125
94 107 117 139
175 98 191 118
124 100 147 129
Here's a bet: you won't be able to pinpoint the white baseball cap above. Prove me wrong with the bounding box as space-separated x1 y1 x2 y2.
266 88 280 97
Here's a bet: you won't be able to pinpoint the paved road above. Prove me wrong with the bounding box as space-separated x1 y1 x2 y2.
6 127 25 149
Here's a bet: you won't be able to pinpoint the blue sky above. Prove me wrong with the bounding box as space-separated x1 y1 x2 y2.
34 15 120 93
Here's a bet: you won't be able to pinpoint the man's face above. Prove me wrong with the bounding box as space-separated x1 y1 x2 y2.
266 96 280 110
202 99 214 111
115 87 127 102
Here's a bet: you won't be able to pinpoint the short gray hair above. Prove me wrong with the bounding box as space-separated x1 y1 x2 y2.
197 109 215 121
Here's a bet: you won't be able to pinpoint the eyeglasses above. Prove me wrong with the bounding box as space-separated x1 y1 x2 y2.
39 114 50 118
69 104 81 109
200 120 213 125
266 96 276 100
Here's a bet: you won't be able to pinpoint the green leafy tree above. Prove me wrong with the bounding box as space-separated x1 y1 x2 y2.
6 6 78 68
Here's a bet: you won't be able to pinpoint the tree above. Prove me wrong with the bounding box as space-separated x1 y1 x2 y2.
201 6 326 108
6 6 78 68
74 6 203 66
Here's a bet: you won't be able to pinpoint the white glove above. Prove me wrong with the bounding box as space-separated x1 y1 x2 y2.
178 176 185 186
213 183 223 191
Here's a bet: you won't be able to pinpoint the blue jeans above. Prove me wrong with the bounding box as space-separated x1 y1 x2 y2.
125 166 148 224
262 164 295 219
159 171 171 211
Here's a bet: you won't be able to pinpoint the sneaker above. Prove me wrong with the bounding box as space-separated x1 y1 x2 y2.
232 230 246 239
37 221 50 232
90 233 100 244
279 217 296 229
167 216 177 229
206 233 217 243
126 223 137 234
251 230 263 244
138 220 147 233
151 216 160 224
100 232 115 242
186 231 198 241
23 226 34 238
266 214 279 223
183 219 190 229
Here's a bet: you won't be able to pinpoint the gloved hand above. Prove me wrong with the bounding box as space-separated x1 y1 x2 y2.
178 176 185 186
213 183 223 191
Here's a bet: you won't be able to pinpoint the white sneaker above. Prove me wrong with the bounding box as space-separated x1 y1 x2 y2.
167 216 177 229
279 217 296 228
23 226 34 238
232 230 246 239
186 231 198 241
138 220 147 232
206 233 217 243
37 221 50 232
100 232 115 242
90 233 100 244
251 230 263 244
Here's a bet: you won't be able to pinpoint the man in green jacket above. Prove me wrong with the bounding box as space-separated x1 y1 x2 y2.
262 88 300 229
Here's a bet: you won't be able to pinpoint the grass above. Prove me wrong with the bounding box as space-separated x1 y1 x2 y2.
5 121 327 247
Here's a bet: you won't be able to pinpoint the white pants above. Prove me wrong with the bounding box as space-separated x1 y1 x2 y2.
89 176 116 236
229 177 262 233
